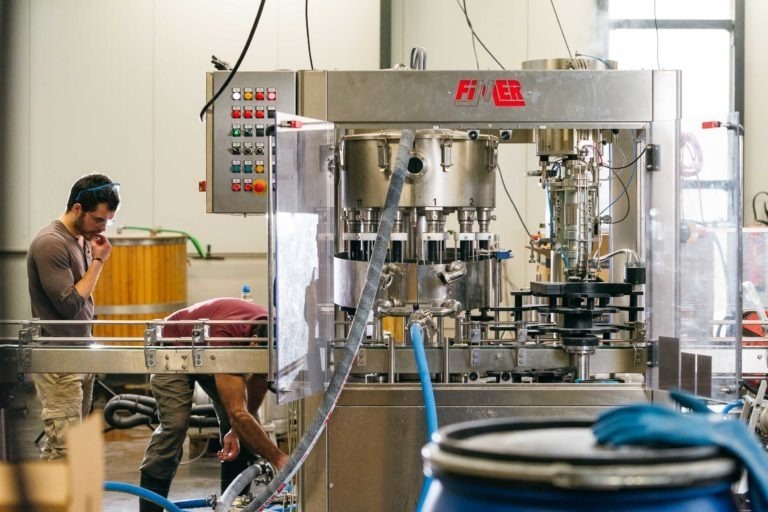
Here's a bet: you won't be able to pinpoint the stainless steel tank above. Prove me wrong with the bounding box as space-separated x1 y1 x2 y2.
341 129 497 209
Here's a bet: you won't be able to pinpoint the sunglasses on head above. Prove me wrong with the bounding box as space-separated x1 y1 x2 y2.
74 182 120 202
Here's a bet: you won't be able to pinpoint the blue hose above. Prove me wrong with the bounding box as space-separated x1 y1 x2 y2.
173 497 213 509
410 323 439 511
722 399 744 414
103 481 188 512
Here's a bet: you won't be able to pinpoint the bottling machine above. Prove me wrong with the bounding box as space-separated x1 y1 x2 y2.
202 61 733 511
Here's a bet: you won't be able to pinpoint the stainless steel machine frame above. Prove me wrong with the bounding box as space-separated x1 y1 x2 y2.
287 68 684 512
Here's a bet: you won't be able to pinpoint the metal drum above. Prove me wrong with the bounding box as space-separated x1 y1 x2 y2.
92 234 188 342
422 418 740 512
341 129 498 209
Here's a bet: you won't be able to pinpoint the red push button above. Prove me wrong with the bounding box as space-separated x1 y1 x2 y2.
255 91 265 100
232 183 241 192
244 109 254 119
244 182 253 192
232 108 242 119
254 180 267 193
255 109 265 119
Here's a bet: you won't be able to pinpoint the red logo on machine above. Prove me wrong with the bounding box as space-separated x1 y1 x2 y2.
454 79 525 107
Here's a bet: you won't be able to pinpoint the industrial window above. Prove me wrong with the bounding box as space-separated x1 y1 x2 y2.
599 0 743 225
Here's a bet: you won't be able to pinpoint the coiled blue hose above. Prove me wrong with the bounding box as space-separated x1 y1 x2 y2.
410 322 439 511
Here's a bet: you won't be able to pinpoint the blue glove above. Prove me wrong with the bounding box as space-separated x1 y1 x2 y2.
593 391 768 512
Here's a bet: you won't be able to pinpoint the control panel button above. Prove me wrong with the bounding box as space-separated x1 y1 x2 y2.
267 106 276 119
243 107 254 119
232 160 242 173
231 179 242 192
255 142 265 155
255 124 265 136
244 125 254 137
243 143 253 155
231 107 242 119
254 180 267 193
255 106 265 119
232 88 242 101
244 179 254 192
232 125 242 137
244 160 253 173
243 88 254 100
231 142 242 155
267 88 277 101
255 88 265 100
256 160 265 173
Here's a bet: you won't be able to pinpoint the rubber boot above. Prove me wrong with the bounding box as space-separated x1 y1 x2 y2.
139 471 172 512
221 457 252 496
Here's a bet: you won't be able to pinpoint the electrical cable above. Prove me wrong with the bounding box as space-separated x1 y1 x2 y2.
216 131 417 512
549 0 573 60
604 169 631 224
305 0 314 70
497 163 532 239
462 0 480 70
455 0 505 70
599 143 639 217
600 145 647 170
198 0 267 121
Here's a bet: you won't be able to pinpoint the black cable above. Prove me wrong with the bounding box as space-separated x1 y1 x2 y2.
497 164 532 239
463 0 480 70
549 0 573 60
455 0 506 70
653 0 661 69
305 0 314 70
605 169 631 224
600 146 647 170
198 0 268 121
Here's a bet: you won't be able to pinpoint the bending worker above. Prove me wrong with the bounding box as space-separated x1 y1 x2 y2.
139 297 288 511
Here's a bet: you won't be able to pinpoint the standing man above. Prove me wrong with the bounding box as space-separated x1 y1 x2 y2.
27 173 120 460
139 297 288 512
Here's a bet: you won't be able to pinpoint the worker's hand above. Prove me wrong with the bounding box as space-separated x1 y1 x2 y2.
91 235 112 261
218 429 241 462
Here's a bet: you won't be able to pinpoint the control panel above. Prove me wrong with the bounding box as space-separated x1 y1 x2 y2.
205 71 297 214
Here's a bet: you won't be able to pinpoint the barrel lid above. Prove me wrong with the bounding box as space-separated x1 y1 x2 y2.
107 232 188 246
423 418 738 490
341 129 495 143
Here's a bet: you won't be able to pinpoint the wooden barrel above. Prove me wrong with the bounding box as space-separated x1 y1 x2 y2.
93 234 188 343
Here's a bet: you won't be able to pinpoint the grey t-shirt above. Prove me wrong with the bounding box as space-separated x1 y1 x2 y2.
27 220 94 339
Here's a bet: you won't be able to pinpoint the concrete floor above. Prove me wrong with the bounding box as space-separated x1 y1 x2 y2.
6 380 225 511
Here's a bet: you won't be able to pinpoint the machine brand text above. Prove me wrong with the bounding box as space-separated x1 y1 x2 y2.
454 79 525 107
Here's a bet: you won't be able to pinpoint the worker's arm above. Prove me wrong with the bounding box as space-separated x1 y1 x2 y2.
214 374 288 470
245 374 268 414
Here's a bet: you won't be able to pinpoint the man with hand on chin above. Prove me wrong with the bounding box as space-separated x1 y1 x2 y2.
27 173 120 460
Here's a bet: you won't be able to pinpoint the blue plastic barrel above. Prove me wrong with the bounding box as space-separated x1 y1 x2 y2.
421 418 740 512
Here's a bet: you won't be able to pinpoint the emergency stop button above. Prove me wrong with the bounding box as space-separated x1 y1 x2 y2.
254 180 267 194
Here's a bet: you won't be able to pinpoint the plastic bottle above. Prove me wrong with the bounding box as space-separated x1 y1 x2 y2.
240 284 253 302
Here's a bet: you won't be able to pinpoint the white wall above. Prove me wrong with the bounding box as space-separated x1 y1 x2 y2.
0 0 379 321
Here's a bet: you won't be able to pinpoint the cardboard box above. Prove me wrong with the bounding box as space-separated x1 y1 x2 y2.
0 414 103 512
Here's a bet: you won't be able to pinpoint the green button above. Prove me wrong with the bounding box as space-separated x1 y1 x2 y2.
244 165 253 173
232 164 241 173
232 128 241 137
